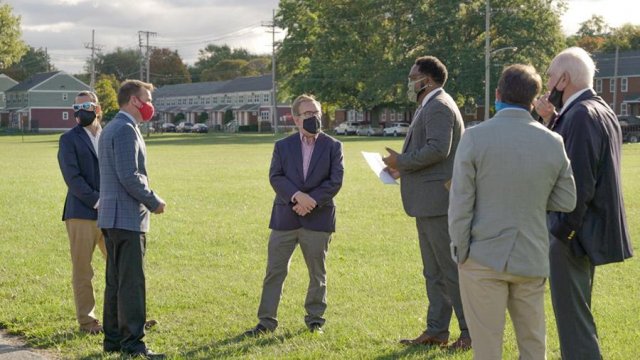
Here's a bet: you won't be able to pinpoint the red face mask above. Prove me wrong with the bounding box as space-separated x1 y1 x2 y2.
135 96 155 122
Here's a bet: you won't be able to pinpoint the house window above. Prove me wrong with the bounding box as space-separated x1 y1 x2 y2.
610 78 616 93
239 96 245 104
595 79 602 93
261 110 270 121
381 112 387 122
610 103 615 112
390 113 396 121
263 93 270 103
621 103 628 116
213 97 218 104
396 112 404 121
254 94 260 103
62 111 69 120
62 93 68 101
188 98 193 105
621 77 628 92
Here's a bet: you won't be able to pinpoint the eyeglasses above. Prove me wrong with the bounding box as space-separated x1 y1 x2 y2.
72 102 97 111
301 110 321 118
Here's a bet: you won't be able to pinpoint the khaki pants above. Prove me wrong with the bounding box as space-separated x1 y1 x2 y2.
459 258 546 360
65 219 106 327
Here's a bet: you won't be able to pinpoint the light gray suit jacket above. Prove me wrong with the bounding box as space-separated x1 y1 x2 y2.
448 109 577 277
97 112 162 233
397 88 464 217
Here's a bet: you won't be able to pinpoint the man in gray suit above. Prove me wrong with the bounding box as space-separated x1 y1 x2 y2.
98 80 166 359
449 64 576 360
383 56 469 350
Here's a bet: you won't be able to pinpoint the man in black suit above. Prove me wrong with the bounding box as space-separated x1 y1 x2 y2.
58 91 107 334
535 47 634 360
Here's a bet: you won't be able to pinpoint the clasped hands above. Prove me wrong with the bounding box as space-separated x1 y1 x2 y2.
293 192 317 216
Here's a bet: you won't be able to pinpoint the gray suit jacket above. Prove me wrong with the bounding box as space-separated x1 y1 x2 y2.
97 112 162 233
397 88 464 217
448 109 577 277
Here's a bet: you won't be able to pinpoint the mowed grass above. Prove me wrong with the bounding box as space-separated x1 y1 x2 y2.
0 132 638 359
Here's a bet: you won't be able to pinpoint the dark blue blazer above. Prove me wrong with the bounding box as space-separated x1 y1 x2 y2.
58 125 100 221
548 89 633 265
268 132 344 232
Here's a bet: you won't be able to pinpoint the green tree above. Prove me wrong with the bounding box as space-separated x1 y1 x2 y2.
566 15 610 53
3 47 54 81
94 48 141 81
198 112 208 123
201 59 248 81
94 77 118 121
190 44 269 82
602 24 640 52
149 48 191 86
0 2 27 69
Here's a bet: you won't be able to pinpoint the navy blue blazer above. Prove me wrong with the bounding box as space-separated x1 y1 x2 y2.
548 89 633 265
58 125 100 221
268 132 344 233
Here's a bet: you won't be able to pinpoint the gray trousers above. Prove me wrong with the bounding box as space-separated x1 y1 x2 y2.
416 216 468 340
257 228 331 330
549 236 602 360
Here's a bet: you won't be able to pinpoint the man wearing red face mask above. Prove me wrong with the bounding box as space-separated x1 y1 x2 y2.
98 80 166 359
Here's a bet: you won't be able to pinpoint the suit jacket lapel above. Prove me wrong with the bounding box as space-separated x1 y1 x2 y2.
554 89 597 130
403 89 443 153
290 135 304 181
75 126 97 159
305 133 328 181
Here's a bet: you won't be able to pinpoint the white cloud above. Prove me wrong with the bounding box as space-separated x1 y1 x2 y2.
22 22 75 33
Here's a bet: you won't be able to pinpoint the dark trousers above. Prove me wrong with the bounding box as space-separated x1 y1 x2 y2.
549 236 601 360
102 228 147 354
416 216 468 340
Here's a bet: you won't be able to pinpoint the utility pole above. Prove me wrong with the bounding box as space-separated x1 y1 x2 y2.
84 29 102 90
612 45 619 114
138 30 157 82
263 10 279 133
138 32 144 80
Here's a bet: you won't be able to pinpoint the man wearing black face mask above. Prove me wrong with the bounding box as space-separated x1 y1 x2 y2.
57 91 107 335
244 94 344 336
535 47 633 360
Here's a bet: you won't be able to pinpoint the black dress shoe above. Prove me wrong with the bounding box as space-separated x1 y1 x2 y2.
243 323 273 337
309 323 324 334
129 349 166 359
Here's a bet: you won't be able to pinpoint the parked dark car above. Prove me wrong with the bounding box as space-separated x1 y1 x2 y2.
177 122 194 133
192 123 209 133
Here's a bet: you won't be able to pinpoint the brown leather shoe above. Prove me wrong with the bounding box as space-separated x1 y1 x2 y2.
145 319 158 330
448 336 472 351
80 320 103 335
399 332 448 346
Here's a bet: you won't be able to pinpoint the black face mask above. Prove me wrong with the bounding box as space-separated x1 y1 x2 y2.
548 77 564 110
302 115 321 134
75 110 96 127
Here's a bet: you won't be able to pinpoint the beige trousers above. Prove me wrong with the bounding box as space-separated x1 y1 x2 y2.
459 258 546 360
65 219 106 327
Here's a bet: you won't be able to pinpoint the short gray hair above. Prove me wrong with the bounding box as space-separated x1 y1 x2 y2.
550 47 596 89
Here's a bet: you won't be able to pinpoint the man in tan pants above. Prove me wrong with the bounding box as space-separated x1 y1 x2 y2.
448 65 577 359
58 91 107 334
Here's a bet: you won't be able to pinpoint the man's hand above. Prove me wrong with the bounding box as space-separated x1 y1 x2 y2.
534 92 557 125
293 203 312 217
385 166 400 179
293 192 317 214
382 147 399 169
153 200 166 214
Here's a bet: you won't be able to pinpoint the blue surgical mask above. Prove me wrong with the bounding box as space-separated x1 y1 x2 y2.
495 100 528 112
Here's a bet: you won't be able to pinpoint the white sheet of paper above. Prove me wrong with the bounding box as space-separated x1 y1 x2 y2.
361 151 398 185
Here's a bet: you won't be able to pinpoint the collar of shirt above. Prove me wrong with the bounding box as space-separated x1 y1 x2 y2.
421 87 443 108
558 87 591 117
82 125 101 139
299 131 318 145
119 110 138 126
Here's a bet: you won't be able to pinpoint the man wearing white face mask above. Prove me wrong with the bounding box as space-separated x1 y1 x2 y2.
383 56 469 350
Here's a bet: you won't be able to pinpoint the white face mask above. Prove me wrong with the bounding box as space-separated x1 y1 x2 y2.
407 76 428 103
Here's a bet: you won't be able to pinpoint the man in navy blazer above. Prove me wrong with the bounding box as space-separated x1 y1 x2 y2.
244 94 344 336
58 91 107 335
98 80 166 358
536 47 633 359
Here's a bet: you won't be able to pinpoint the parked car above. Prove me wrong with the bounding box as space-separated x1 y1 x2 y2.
619 118 640 143
192 123 209 133
176 122 194 133
161 123 176 132
383 122 410 137
356 125 384 136
334 122 358 135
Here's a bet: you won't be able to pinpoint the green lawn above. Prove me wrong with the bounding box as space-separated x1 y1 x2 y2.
0 132 638 359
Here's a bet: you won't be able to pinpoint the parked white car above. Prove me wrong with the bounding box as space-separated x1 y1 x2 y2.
334 122 358 135
356 125 384 136
383 122 410 137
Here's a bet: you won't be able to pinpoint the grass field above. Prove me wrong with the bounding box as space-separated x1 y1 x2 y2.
0 132 638 359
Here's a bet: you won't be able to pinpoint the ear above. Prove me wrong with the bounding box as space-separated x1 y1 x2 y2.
495 89 501 101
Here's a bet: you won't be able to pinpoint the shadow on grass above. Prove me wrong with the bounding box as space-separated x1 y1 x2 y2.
374 344 468 359
178 328 306 359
